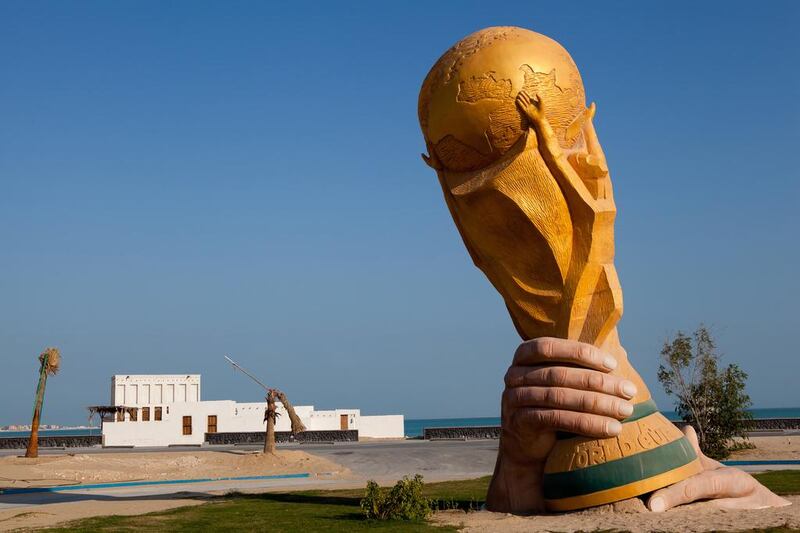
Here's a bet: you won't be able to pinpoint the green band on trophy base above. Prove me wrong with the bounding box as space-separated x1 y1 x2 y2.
543 436 697 500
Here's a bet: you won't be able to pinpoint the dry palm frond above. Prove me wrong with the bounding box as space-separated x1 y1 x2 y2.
275 390 306 434
87 406 123 417
39 347 61 375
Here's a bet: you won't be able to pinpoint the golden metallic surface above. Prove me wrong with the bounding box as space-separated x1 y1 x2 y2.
419 27 585 173
544 459 705 512
419 26 698 510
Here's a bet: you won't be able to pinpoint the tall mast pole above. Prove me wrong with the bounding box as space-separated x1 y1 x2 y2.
224 355 270 392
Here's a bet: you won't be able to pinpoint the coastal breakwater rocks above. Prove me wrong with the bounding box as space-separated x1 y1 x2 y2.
205 430 358 445
0 431 357 449
424 418 800 440
424 426 501 440
0 435 101 450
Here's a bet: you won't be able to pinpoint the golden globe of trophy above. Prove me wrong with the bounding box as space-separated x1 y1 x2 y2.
418 26 703 511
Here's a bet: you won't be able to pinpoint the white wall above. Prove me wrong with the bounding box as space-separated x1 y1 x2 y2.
103 400 235 447
102 401 402 446
357 415 405 438
101 374 404 446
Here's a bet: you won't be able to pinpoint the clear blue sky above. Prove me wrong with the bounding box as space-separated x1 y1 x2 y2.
1 1 798 426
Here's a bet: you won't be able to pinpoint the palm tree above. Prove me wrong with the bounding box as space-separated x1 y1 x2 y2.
264 389 278 454
225 356 306 455
263 389 306 454
25 347 61 458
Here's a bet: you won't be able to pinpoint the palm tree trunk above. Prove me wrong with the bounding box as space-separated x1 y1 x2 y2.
264 389 276 454
274 390 306 434
25 358 49 459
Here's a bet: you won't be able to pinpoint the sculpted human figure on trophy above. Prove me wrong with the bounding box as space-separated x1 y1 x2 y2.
419 26 789 514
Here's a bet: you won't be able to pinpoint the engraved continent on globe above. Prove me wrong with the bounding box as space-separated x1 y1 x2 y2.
418 26 586 172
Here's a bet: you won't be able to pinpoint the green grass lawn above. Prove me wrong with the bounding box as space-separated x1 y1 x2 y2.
40 471 800 532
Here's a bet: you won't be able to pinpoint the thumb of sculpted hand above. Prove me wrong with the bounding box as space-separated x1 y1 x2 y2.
648 426 791 512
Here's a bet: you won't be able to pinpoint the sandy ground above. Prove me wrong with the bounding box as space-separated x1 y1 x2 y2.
0 436 797 531
0 496 207 532
731 435 800 460
0 450 349 531
434 495 800 532
0 449 348 489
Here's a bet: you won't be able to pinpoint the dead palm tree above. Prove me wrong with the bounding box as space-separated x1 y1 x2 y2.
25 347 61 458
274 390 306 434
263 389 306 454
225 357 307 455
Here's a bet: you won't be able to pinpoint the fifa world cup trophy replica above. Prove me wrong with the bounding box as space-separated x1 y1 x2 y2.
418 27 703 511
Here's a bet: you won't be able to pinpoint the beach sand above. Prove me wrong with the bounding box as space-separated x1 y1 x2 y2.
731 435 800 460
0 449 348 489
0 450 349 531
433 495 800 532
433 436 800 532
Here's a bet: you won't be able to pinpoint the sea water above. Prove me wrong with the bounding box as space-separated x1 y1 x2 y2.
402 407 800 438
2 408 798 439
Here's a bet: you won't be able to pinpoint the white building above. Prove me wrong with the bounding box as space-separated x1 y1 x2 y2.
100 374 404 447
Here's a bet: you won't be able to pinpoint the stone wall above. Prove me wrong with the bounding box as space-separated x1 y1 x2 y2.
674 418 800 432
0 435 102 450
423 426 501 440
205 430 358 445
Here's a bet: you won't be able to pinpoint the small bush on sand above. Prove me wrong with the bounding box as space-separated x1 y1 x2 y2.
658 325 752 459
360 474 432 520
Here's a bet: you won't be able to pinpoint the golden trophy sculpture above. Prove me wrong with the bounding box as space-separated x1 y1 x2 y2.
418 26 703 511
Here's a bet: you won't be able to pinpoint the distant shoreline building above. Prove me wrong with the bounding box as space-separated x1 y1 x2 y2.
97 374 404 447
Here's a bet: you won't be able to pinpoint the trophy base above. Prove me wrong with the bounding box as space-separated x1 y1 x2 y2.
543 400 703 512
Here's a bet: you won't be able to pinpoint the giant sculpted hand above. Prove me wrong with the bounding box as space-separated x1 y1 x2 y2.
486 337 791 514
487 337 638 513
647 425 790 512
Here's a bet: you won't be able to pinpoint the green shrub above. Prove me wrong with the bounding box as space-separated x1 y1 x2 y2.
657 325 752 459
360 474 432 521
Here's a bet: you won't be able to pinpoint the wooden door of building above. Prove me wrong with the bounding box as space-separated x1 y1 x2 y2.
207 415 217 434
340 414 348 430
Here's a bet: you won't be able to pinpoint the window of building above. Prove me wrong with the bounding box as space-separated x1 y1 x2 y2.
116 410 124 422
142 407 150 421
207 415 217 434
130 408 138 422
154 406 162 421
182 416 192 435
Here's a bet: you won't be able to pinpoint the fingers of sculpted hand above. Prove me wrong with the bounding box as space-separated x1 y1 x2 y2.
511 408 623 439
504 338 638 439
513 337 618 371
505 365 637 399
647 425 791 512
505 385 634 419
